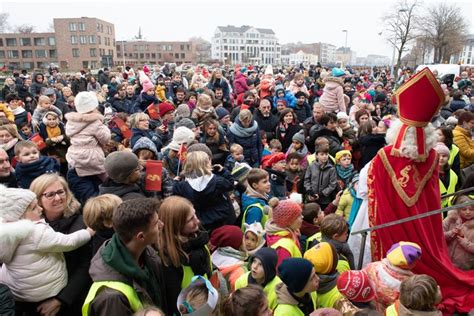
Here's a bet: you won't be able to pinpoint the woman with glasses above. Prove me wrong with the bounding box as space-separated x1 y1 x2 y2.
30 173 92 316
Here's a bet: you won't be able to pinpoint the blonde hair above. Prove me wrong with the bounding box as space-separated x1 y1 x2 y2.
30 174 81 217
158 196 195 267
184 151 211 179
239 109 253 123
83 194 122 231
0 124 21 140
400 274 440 311
38 95 51 105
230 143 243 153
129 112 150 129
133 306 165 316
14 140 38 156
178 282 209 315
197 94 212 108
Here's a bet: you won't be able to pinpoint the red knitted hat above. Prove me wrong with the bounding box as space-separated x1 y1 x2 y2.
336 270 375 302
272 199 302 228
209 225 243 251
158 102 175 117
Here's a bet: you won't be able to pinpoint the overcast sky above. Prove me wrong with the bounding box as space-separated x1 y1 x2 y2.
1 0 473 58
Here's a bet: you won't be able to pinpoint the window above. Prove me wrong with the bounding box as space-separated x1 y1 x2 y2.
36 62 46 69
157 53 161 59
97 36 101 44
145 53 150 58
79 22 85 31
175 53 179 59
21 50 33 58
151 53 156 59
48 37 55 46
20 38 31 46
0 51 4 58
0 39 3 46
90 48 97 57
71 35 78 44
6 38 17 47
49 49 57 58
167 45 172 51
34 38 45 46
180 44 185 51
80 36 87 44
181 53 185 59
69 23 77 31
140 53 144 59
108 49 113 56
35 50 47 58
88 35 96 44
187 44 190 50
23 62 33 69
91 61 98 69
72 48 79 57
7 50 19 58
82 61 88 68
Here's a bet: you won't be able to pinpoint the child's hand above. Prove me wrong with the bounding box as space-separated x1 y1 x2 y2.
86 227 96 236
333 190 343 205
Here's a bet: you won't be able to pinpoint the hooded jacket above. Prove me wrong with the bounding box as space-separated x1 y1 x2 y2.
173 169 235 230
319 77 346 113
65 112 111 177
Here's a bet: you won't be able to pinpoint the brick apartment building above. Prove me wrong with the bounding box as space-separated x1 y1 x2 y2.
115 40 198 67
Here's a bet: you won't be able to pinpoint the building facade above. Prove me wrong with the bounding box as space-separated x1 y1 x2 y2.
288 50 318 66
115 40 198 67
458 34 474 65
319 43 336 65
211 25 281 65
0 17 116 71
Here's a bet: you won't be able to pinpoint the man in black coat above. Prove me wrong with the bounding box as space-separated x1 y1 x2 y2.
254 99 279 141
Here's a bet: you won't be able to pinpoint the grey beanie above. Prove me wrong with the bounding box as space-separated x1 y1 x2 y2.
187 143 212 160
292 130 305 145
175 104 191 120
104 151 139 183
0 185 37 222
175 117 196 130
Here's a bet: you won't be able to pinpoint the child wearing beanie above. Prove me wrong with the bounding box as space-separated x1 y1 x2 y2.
434 142 459 207
235 247 282 311
242 222 266 255
265 199 304 267
191 94 217 127
65 91 111 202
209 225 247 292
273 258 318 316
336 270 375 305
363 241 422 312
0 185 93 306
304 242 359 313
263 152 288 199
334 150 355 190
285 130 309 168
385 274 442 316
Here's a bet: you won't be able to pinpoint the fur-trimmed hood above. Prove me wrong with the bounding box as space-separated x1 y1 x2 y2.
323 76 344 88
0 219 36 263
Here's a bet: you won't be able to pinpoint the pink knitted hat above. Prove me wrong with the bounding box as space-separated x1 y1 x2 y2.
272 199 302 227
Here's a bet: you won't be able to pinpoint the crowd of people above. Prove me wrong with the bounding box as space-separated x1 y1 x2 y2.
0 61 473 316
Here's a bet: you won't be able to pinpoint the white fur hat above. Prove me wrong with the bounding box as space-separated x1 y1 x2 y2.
172 126 195 146
0 185 37 222
243 222 266 254
265 65 273 75
75 91 99 114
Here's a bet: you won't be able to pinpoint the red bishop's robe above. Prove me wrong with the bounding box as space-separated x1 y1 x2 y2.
368 145 474 314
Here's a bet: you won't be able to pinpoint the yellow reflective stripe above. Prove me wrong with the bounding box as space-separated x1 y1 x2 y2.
270 237 302 258
82 281 143 316
241 203 267 230
448 145 459 166
181 245 212 289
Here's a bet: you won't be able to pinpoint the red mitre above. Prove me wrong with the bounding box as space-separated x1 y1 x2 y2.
392 67 445 159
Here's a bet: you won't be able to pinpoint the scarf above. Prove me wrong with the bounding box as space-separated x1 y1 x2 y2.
348 187 363 229
336 164 354 182
277 122 289 139
230 118 258 137
182 230 211 277
245 185 269 201
46 125 61 139
317 272 340 294
101 234 162 307
1 138 18 151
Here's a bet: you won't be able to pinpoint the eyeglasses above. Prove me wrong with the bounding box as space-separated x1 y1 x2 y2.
42 189 66 199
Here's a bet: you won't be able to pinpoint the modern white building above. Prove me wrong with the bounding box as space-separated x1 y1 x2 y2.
288 50 318 66
319 43 336 64
458 34 474 65
211 25 281 65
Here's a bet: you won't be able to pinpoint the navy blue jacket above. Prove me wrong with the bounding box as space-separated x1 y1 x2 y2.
227 120 262 167
15 155 60 189
131 128 162 152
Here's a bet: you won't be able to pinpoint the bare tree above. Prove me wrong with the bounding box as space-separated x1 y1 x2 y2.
0 13 9 32
13 24 35 33
419 3 469 63
382 0 419 80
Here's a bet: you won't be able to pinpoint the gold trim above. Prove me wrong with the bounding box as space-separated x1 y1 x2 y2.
395 68 445 126
378 148 437 207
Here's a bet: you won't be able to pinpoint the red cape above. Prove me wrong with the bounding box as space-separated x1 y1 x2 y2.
368 146 474 314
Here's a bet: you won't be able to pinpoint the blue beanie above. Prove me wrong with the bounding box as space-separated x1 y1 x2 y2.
278 258 313 293
216 107 230 120
332 68 345 77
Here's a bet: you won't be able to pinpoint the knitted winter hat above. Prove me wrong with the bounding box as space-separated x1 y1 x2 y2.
272 199 302 228
175 104 191 120
132 137 158 158
210 225 243 250
292 130 305 145
264 65 273 75
265 153 286 169
173 126 195 146
0 185 37 222
175 117 196 130
251 247 278 284
75 91 98 114
337 270 375 302
231 162 252 183
104 151 139 183
332 68 345 77
335 150 352 163
336 112 349 121
278 258 314 293
445 116 458 126
216 107 230 120
434 142 450 156
304 242 338 275
243 222 265 253
187 143 212 161
386 241 422 269
158 102 175 117
141 80 155 94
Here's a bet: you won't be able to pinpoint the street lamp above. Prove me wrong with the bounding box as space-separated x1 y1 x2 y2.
391 9 408 78
342 30 348 66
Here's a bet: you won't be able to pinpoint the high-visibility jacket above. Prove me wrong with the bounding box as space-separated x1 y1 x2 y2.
241 202 268 231
273 292 317 316
234 272 282 310
270 237 302 258
439 169 458 207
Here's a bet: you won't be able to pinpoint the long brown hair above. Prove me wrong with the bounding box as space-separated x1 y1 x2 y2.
222 285 267 316
157 196 194 267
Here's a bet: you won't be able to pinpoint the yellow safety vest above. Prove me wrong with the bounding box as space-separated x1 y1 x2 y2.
82 281 143 316
306 232 322 250
273 292 317 316
439 169 458 207
181 245 212 289
317 285 343 308
241 202 268 231
448 145 459 167
234 271 282 311
270 237 302 258
385 301 400 315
